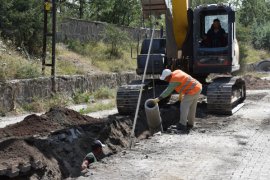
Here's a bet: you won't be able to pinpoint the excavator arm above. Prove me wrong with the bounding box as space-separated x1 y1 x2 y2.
141 0 189 49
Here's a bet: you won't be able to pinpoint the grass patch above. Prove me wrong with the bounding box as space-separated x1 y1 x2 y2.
22 94 71 113
73 91 93 104
73 87 116 104
79 100 116 114
0 51 42 81
20 87 115 113
0 38 136 80
66 40 137 73
93 87 115 99
240 44 270 64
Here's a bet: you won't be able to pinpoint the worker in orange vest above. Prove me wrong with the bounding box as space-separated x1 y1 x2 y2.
154 69 202 133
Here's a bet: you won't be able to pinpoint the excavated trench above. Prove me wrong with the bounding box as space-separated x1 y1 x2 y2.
0 75 269 179
0 105 182 180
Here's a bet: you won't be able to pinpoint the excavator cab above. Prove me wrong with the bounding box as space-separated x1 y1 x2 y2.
193 4 240 74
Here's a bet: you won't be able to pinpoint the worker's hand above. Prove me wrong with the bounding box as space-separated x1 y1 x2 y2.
153 98 160 104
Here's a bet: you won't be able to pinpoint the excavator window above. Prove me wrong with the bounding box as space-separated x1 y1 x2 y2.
199 13 228 48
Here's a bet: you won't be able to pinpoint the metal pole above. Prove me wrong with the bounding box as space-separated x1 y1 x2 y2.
51 0 56 93
42 0 48 75
129 20 156 149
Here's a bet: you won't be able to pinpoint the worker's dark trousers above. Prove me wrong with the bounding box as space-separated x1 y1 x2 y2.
179 90 201 126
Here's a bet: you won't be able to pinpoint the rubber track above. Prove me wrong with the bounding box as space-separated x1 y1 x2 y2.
116 84 144 115
207 76 246 115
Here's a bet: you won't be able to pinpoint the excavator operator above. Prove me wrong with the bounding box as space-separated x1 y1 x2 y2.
202 18 227 47
153 69 202 133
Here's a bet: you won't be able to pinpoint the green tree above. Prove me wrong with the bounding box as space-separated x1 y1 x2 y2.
252 21 270 50
102 24 130 58
239 0 270 27
191 0 227 7
237 0 270 49
83 0 141 26
0 0 43 55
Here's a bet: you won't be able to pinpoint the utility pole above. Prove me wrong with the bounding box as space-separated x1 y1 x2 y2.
42 0 57 93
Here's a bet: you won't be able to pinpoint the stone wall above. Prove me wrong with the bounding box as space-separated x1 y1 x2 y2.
0 73 138 112
57 18 161 42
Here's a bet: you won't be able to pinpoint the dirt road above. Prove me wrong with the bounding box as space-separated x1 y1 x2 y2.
0 75 269 179
78 89 270 180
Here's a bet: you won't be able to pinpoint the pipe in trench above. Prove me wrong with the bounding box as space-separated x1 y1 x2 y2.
144 99 163 134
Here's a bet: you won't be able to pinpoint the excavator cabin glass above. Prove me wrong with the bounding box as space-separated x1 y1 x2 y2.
193 5 238 74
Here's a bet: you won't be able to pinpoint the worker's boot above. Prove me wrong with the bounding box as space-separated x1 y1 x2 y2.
176 123 189 134
187 123 194 130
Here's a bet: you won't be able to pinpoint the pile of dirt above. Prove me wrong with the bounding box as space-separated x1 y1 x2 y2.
0 107 137 179
243 75 270 90
0 107 104 138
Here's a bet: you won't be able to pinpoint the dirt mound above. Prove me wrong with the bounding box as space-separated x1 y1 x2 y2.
243 75 270 90
0 139 61 179
0 107 104 139
0 107 135 179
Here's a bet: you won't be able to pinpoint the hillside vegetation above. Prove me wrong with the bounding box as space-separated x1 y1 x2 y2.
0 39 137 80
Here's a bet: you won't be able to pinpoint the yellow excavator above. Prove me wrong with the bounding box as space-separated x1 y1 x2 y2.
117 0 246 115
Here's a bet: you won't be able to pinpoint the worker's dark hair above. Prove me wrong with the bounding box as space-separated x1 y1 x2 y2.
213 18 220 23
91 140 103 150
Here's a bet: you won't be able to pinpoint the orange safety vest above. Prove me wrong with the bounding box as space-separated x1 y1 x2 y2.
170 70 202 95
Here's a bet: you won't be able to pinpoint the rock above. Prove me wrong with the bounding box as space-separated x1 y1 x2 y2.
19 163 31 173
58 133 67 140
0 167 7 176
69 128 78 139
31 160 43 170
66 135 74 143
7 167 20 178
63 144 73 152
199 129 206 133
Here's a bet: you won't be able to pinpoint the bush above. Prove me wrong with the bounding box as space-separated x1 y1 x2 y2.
15 64 41 79
102 24 130 58
252 22 270 51
73 91 93 104
236 23 252 43
93 87 115 99
22 94 71 112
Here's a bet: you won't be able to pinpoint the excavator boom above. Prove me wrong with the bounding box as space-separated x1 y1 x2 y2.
141 0 189 49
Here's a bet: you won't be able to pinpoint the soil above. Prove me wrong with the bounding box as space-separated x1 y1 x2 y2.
0 75 269 179
242 74 270 90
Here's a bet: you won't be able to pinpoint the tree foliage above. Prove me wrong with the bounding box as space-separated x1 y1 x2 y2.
102 24 130 58
237 0 270 49
60 0 141 27
1 0 270 55
0 0 43 54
